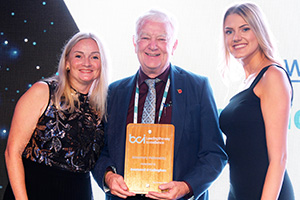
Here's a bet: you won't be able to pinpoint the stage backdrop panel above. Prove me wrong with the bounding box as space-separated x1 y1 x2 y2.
0 0 78 198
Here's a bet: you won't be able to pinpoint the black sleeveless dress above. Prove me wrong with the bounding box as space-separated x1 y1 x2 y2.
219 65 295 200
4 80 105 200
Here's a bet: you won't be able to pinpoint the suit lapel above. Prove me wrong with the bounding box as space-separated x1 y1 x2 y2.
111 73 138 173
116 72 138 123
170 65 187 157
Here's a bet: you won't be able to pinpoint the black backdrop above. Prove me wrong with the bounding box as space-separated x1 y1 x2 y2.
0 0 78 198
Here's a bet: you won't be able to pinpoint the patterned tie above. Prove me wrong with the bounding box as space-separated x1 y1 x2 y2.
141 79 157 124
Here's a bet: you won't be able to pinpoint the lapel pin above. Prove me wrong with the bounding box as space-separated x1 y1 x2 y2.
177 89 182 94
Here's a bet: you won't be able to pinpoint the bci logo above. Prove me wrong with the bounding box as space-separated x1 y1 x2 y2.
129 134 146 144
284 59 300 83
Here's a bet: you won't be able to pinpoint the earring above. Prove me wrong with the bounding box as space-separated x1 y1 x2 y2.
66 66 70 71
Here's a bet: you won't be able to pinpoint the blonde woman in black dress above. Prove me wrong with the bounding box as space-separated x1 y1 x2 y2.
4 32 109 200
219 3 295 200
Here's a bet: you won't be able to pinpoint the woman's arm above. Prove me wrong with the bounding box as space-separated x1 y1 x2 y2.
255 66 292 200
5 82 49 200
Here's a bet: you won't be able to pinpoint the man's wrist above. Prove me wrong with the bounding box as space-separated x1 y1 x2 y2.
105 167 115 176
103 166 117 192
183 181 193 199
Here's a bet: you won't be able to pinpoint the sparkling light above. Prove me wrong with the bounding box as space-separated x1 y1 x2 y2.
24 38 28 42
9 49 19 59
0 129 8 138
36 65 40 69
32 41 37 45
11 50 18 57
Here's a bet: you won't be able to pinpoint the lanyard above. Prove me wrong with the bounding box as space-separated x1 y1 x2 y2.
134 75 170 123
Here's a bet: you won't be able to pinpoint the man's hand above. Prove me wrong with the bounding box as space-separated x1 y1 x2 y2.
146 181 190 200
105 171 136 199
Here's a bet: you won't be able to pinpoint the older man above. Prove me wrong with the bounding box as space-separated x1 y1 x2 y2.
93 9 227 200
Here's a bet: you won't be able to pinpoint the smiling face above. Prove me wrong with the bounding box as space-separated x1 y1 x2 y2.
66 38 101 93
134 20 177 78
224 14 260 63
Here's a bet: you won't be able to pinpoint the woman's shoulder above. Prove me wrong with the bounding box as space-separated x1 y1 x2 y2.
14 81 50 117
256 64 292 97
19 81 50 105
30 81 50 94
262 65 290 85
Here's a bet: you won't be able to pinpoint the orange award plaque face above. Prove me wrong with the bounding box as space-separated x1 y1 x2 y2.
124 123 175 193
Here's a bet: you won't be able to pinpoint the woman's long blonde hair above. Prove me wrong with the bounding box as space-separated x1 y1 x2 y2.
221 3 280 79
46 32 109 119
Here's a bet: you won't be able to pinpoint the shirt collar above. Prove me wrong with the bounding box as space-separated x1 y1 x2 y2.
138 64 170 86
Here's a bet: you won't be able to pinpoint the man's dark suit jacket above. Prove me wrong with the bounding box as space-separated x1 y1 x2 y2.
92 64 227 200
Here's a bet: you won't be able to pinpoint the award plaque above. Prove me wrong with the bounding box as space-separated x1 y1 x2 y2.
124 123 175 193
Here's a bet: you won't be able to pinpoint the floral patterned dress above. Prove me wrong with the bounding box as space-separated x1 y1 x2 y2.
4 80 105 200
22 80 104 172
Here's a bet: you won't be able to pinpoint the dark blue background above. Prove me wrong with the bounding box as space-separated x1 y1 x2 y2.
0 0 78 198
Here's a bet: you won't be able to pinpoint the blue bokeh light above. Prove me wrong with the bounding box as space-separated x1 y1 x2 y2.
10 49 19 59
0 129 8 139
